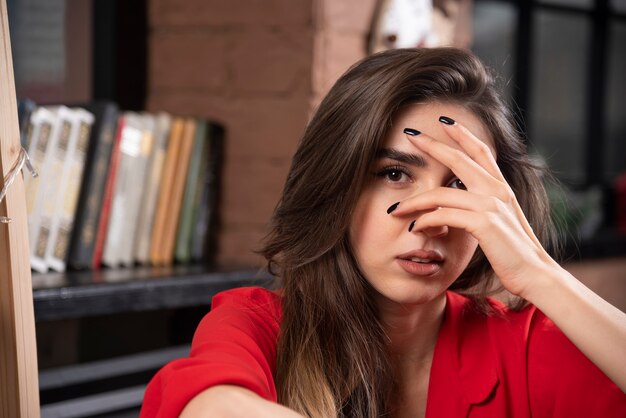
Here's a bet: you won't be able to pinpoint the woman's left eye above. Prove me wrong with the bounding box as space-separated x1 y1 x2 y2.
448 178 467 190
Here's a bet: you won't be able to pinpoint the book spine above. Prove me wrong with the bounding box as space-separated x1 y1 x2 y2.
192 123 224 263
161 118 197 266
150 117 184 266
30 107 74 273
92 115 125 270
67 102 119 269
46 109 94 272
102 113 145 268
118 114 154 267
134 113 170 264
175 119 207 264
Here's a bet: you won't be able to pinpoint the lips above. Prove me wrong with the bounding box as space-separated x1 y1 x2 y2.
396 249 444 276
397 249 444 263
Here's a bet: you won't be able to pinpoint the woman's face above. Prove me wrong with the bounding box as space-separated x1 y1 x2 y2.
349 101 494 308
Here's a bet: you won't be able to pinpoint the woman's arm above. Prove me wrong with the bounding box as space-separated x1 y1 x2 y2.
522 256 626 392
140 288 284 417
180 386 305 418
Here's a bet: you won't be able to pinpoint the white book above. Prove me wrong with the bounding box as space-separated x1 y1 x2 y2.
25 107 55 220
45 108 95 272
101 113 149 268
134 112 171 264
28 106 74 273
117 113 154 267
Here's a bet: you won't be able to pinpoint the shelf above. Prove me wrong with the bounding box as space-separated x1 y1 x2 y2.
32 266 272 322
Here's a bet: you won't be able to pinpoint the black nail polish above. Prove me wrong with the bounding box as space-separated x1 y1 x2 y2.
408 220 416 232
439 116 455 125
403 128 421 136
387 202 400 214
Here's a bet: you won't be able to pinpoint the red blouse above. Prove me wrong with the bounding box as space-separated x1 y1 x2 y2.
140 287 626 417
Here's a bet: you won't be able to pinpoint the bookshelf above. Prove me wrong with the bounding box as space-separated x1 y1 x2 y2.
33 267 271 321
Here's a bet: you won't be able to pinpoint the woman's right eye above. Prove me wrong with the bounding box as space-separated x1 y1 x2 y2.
376 166 411 183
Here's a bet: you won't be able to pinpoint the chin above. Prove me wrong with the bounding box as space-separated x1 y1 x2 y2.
373 278 450 308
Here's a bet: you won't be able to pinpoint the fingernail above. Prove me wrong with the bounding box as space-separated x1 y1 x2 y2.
408 220 416 232
403 128 421 136
439 116 455 125
387 202 400 214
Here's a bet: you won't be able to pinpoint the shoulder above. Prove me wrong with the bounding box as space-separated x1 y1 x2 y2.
526 309 626 415
443 291 625 415
211 286 282 315
195 286 283 342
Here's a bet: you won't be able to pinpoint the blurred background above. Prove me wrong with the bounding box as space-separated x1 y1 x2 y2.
5 0 626 416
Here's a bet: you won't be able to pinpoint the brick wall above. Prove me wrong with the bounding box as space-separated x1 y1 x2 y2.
147 0 376 267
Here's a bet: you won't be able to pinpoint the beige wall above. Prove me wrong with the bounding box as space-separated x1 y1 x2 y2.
564 258 626 313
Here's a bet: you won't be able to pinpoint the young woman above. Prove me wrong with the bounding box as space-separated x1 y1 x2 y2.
140 48 626 418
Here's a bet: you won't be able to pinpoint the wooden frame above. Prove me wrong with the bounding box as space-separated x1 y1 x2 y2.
0 0 40 416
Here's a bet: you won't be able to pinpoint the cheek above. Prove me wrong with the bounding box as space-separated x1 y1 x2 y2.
449 231 479 269
349 190 393 258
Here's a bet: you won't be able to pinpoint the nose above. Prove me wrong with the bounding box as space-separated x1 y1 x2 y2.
422 224 449 238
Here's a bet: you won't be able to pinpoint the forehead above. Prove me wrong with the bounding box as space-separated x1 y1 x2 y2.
386 102 495 153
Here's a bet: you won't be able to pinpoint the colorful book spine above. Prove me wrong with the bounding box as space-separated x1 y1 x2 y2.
134 112 171 264
67 102 119 270
102 113 147 268
150 117 185 266
175 119 207 263
191 123 224 263
160 118 197 266
92 115 126 270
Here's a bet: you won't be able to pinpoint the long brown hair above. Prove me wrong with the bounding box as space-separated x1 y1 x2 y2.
260 47 558 417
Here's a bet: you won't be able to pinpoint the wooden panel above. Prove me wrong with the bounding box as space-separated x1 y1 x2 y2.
0 0 40 416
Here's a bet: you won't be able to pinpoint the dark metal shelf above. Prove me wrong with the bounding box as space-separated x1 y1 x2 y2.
32 266 272 322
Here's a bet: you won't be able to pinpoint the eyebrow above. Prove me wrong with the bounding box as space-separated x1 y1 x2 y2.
376 148 427 168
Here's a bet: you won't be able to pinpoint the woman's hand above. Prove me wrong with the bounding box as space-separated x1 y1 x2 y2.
390 116 555 299
180 385 306 418
390 116 626 393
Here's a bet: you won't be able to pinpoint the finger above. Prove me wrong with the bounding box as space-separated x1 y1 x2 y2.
391 187 494 217
406 132 506 196
438 116 507 183
410 207 485 236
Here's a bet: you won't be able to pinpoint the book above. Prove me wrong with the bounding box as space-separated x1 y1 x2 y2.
29 106 76 273
24 106 57 223
67 102 120 270
159 117 197 266
191 123 224 263
102 112 151 268
118 113 155 267
149 117 185 266
92 115 126 270
174 118 207 263
134 112 171 264
45 108 95 272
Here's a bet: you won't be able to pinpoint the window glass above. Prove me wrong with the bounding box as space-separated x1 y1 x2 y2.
472 1 517 105
539 0 593 9
529 11 590 186
611 0 626 14
605 21 626 182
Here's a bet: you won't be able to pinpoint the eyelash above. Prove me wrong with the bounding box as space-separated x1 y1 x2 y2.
375 165 412 183
375 165 467 190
